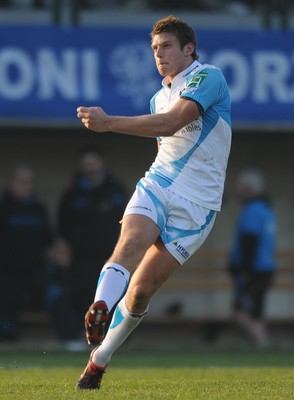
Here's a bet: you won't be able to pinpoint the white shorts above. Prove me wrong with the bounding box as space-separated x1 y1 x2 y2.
123 177 217 265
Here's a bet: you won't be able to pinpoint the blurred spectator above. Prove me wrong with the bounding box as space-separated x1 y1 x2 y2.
228 169 277 347
57 146 127 326
0 164 78 342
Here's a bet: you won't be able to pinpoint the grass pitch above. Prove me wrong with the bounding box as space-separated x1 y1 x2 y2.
0 347 294 399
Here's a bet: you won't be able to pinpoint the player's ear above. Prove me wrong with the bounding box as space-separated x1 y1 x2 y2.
185 42 194 57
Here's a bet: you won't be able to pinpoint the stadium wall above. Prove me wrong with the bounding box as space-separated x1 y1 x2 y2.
0 22 293 321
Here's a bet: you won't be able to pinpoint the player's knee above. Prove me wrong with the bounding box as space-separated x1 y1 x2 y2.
116 235 147 261
127 283 151 312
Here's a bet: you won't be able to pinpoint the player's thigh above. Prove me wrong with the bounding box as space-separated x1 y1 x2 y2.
127 238 180 298
119 214 161 251
110 214 161 270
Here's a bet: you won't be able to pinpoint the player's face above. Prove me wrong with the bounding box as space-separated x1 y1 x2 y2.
151 32 194 80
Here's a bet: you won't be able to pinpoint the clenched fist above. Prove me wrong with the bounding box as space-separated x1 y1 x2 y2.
77 106 110 132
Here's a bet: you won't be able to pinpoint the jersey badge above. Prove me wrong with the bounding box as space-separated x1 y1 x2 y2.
187 72 208 88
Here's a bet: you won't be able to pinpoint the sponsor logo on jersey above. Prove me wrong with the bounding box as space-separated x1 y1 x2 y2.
187 72 208 88
178 122 201 135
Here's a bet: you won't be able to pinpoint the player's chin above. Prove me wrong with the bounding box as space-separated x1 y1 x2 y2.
157 65 168 76
158 69 168 77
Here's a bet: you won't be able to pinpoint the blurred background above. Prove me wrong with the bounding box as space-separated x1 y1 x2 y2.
0 0 293 349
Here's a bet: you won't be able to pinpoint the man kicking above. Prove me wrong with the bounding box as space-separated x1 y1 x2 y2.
76 14 232 389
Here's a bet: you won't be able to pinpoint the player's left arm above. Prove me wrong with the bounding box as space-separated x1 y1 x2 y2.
77 98 201 138
181 67 229 116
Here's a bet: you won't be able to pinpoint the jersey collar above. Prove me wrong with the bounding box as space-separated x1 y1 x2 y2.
162 60 202 88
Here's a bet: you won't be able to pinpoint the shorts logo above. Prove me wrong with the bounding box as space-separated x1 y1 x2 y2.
129 205 152 212
173 241 190 260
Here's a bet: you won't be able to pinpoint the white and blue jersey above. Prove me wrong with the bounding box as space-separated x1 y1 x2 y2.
124 60 231 264
147 60 231 211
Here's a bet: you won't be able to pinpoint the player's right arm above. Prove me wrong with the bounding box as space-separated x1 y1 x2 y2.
77 98 201 139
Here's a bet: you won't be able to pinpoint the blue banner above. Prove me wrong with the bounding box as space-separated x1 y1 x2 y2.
0 26 293 126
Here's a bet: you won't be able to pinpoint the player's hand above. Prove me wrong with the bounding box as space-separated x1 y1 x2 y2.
77 106 110 132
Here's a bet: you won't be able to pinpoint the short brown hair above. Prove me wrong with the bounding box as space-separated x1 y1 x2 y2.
150 15 198 60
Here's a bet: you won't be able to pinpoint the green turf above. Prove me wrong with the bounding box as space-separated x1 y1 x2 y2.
0 348 294 399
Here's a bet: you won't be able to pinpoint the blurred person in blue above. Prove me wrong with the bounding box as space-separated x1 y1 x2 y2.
0 164 77 343
228 169 277 347
57 146 128 327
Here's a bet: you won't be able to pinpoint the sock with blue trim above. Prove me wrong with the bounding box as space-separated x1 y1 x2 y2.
94 263 130 312
92 296 148 367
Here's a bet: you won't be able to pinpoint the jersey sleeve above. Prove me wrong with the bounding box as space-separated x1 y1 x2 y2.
180 67 225 112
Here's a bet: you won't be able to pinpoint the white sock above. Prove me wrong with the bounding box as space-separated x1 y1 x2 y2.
92 296 148 367
94 263 130 312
